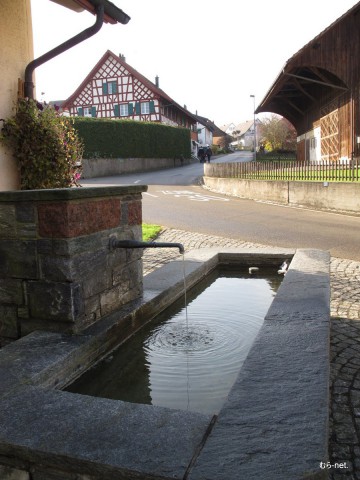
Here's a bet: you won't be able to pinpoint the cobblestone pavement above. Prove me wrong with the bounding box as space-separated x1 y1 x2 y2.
143 228 360 480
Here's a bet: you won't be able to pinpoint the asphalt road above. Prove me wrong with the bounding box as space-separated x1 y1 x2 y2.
82 152 360 261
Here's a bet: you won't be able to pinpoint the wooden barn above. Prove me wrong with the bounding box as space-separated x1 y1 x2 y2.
256 2 360 163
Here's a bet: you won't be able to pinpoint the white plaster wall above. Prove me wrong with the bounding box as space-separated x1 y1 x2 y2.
0 0 34 190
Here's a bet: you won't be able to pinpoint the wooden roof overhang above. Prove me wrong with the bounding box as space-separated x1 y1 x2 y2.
50 0 130 25
256 2 360 131
257 63 348 130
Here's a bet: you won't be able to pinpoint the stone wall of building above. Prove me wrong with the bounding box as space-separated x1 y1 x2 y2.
0 186 147 341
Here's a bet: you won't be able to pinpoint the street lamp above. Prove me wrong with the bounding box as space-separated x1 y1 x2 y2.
250 95 256 161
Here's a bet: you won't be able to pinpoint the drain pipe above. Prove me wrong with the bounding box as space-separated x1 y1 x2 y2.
24 3 105 99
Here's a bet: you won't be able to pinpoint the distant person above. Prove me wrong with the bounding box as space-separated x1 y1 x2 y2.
206 146 212 163
198 147 206 163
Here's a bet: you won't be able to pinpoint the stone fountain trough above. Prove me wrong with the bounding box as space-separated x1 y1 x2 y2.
0 244 330 480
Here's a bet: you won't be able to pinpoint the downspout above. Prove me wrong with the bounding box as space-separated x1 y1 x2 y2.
24 3 105 99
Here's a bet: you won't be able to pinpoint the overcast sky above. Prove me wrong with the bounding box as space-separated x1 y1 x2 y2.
31 0 357 127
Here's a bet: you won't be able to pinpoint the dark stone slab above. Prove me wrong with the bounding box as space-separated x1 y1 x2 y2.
0 186 147 203
0 387 211 479
189 249 330 480
0 331 92 393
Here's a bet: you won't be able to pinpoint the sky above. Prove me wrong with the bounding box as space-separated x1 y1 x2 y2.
31 0 358 127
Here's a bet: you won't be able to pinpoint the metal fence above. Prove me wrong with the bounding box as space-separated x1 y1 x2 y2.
205 158 360 182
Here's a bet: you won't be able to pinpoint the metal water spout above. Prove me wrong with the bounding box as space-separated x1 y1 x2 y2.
110 238 185 254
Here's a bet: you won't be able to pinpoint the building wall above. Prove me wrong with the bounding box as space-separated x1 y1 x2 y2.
0 0 34 191
67 55 162 122
65 52 196 131
297 91 353 162
197 123 213 146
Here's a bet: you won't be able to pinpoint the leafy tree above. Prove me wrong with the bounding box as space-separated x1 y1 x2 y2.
259 114 297 151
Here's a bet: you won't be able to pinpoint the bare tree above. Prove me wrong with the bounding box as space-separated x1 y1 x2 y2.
259 114 297 151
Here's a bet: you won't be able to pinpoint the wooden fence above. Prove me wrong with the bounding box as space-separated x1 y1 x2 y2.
206 158 360 182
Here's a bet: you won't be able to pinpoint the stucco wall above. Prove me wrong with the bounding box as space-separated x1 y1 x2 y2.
82 156 198 178
0 0 34 191
203 176 360 215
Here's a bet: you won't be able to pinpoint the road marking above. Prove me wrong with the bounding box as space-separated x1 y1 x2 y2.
143 192 158 197
158 190 229 202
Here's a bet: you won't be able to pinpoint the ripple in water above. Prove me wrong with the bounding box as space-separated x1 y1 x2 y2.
148 322 214 352
67 270 281 415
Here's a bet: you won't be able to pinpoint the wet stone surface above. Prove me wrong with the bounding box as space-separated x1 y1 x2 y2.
143 228 360 480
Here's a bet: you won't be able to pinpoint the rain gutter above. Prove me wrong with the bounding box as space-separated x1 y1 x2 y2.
24 3 105 99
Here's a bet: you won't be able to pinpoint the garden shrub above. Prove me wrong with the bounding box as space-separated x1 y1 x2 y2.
73 117 191 159
1 99 83 190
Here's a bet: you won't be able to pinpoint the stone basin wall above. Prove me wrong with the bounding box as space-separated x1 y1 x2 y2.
0 185 147 341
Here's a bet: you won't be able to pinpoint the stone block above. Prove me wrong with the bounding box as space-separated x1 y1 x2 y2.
128 199 142 225
83 295 101 327
39 256 74 282
74 249 112 297
37 198 121 238
100 282 136 316
36 239 54 255
0 279 23 304
17 306 29 319
28 281 84 322
0 205 16 239
0 240 38 279
47 232 106 257
0 306 19 338
113 260 142 290
16 223 37 238
120 199 142 227
15 203 35 223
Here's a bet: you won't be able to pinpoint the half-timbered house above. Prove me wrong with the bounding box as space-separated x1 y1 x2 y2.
61 50 198 147
256 2 360 163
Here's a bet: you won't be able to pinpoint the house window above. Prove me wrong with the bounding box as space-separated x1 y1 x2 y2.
114 103 133 117
102 81 117 95
77 106 96 117
141 102 150 114
120 104 128 116
135 101 156 115
84 107 92 117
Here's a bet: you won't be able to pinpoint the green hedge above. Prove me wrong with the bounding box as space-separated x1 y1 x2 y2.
73 118 191 159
